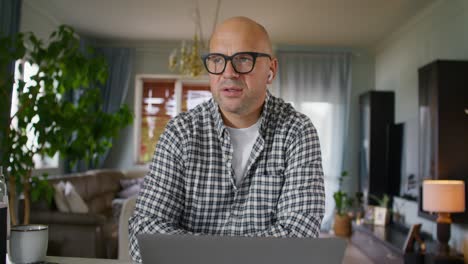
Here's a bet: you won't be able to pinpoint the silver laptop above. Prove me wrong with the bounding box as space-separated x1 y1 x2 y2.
138 234 347 264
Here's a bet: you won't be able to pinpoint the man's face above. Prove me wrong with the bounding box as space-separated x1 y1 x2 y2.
208 26 274 119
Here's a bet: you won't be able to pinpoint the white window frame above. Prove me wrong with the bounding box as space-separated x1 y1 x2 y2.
134 74 210 165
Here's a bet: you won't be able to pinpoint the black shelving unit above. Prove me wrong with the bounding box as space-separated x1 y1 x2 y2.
418 60 468 223
359 91 399 204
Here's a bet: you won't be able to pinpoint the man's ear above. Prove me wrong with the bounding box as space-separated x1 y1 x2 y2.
267 58 278 84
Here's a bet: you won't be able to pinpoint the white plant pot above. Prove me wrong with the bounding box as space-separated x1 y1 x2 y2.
9 225 48 264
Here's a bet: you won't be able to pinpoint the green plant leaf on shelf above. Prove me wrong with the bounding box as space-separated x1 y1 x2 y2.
369 194 391 208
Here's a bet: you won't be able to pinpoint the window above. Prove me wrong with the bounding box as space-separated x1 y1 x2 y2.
300 102 334 172
300 102 345 229
11 60 59 170
135 76 211 164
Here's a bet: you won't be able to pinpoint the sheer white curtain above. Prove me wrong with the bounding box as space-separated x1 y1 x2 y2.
276 51 351 230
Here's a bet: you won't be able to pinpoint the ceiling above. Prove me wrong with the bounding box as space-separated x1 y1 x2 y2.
25 0 436 47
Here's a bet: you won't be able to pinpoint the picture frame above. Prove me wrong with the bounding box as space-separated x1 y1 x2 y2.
402 223 423 253
373 206 389 226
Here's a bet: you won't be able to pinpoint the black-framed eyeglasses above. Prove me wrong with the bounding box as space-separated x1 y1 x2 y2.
201 52 272 75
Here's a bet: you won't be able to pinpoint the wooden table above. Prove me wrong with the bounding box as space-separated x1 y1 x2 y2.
320 232 373 264
6 237 373 264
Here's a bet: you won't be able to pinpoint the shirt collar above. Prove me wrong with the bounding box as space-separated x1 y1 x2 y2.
209 90 272 139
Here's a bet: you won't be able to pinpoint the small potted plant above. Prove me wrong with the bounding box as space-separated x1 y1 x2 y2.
333 171 353 237
370 194 391 226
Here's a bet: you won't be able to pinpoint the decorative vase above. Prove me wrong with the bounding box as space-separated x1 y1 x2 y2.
9 225 48 263
333 214 351 237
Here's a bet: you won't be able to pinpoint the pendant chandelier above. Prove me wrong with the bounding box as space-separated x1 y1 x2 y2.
169 0 221 77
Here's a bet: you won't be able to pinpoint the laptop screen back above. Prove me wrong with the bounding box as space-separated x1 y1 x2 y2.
138 234 347 264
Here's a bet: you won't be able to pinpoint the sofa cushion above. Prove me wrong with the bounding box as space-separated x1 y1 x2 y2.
87 191 116 214
84 170 124 201
53 181 70 212
29 169 140 259
31 211 107 225
64 181 89 213
47 170 124 210
122 169 147 179
120 177 144 189
118 184 139 198
118 177 143 198
48 172 87 198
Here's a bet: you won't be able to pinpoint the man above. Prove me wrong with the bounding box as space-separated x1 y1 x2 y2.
129 16 325 263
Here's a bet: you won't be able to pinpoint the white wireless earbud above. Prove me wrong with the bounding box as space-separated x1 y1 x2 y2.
268 70 273 82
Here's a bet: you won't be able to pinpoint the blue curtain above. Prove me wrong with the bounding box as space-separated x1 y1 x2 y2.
96 47 135 114
66 41 135 173
0 0 22 166
95 47 135 168
0 0 21 36
276 50 352 230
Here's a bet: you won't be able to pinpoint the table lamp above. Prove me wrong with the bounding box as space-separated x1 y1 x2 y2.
423 180 465 254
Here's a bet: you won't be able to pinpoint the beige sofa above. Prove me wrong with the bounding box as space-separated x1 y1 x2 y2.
28 169 146 259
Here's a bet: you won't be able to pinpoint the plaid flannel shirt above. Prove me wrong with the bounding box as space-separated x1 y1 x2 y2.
129 92 325 263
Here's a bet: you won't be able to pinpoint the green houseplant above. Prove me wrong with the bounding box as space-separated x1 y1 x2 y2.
333 171 354 236
370 193 391 208
0 25 133 225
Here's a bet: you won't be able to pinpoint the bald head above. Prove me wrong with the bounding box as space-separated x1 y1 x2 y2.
206 17 278 128
209 16 273 54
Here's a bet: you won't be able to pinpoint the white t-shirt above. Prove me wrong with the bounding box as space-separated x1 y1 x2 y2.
226 119 261 187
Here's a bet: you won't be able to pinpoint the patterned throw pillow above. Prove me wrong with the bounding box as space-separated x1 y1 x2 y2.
119 178 144 189
118 178 144 198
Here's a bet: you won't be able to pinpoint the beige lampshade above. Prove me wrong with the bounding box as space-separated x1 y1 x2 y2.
423 180 465 213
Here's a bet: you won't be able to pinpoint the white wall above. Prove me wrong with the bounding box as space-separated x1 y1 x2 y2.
375 0 468 252
20 1 59 43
